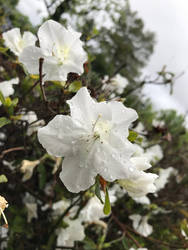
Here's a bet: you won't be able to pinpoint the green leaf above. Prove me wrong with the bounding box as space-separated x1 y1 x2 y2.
0 117 11 128
128 130 138 142
95 175 104 204
0 175 8 183
12 98 19 107
5 97 12 107
103 187 111 215
0 47 8 54
0 90 5 105
68 81 82 92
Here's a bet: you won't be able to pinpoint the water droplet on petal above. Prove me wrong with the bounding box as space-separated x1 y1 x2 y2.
129 167 134 172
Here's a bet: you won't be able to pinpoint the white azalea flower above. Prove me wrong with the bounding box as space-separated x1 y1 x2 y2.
80 189 116 223
103 74 128 95
38 87 138 193
19 20 87 82
0 78 19 105
20 159 40 182
118 156 158 198
23 193 38 223
20 110 45 136
52 200 85 248
129 214 153 237
56 218 85 248
145 145 163 164
155 167 177 192
2 28 37 56
133 196 150 205
25 203 38 223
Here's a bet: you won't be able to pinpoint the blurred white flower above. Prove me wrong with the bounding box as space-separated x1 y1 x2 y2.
0 78 19 105
52 199 85 248
152 119 165 128
25 203 38 223
118 156 158 198
80 189 116 223
145 144 163 164
103 74 128 95
134 122 147 135
129 214 153 237
38 87 138 193
155 167 177 192
133 196 150 205
56 218 85 248
20 110 45 136
20 159 40 182
2 28 37 56
129 248 148 250
19 20 87 82
23 194 38 223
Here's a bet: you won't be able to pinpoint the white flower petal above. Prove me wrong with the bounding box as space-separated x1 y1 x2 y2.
93 139 134 182
38 115 86 157
19 46 45 75
59 156 96 193
2 28 22 56
0 78 19 97
108 101 138 137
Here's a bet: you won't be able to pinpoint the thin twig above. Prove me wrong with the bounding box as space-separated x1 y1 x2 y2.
111 212 141 248
39 58 47 102
0 147 25 159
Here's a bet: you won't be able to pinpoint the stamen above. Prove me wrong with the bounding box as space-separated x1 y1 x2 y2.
92 114 102 132
0 207 8 226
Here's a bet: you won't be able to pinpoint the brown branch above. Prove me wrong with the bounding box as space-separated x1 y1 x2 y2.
111 212 141 248
0 147 25 159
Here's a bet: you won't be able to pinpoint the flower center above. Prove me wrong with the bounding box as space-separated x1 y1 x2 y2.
53 45 70 64
92 115 112 142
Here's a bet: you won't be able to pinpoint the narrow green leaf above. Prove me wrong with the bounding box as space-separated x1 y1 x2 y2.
0 175 8 183
68 81 82 92
0 47 8 54
0 117 11 128
0 90 5 105
95 175 104 204
103 187 111 215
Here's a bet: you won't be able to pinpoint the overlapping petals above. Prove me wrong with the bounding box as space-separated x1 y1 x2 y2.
38 87 138 192
19 20 87 81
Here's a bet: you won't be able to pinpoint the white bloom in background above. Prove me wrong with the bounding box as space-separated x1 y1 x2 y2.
145 144 163 164
25 203 38 223
23 193 38 223
19 20 87 82
20 159 40 182
56 218 85 248
103 74 128 95
152 119 165 127
20 110 45 136
129 214 153 237
155 167 177 192
52 199 85 248
38 87 138 193
134 122 147 135
0 78 19 105
110 74 128 94
133 196 150 205
81 189 116 223
118 156 158 198
2 28 37 56
129 248 148 250
52 200 71 218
